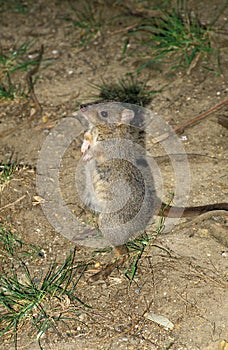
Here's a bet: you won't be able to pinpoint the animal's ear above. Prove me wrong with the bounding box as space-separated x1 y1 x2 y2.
120 108 134 124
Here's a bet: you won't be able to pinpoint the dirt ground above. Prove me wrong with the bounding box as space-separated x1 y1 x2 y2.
0 1 228 349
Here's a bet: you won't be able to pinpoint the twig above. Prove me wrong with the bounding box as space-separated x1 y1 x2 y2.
174 100 228 133
26 44 44 113
108 24 138 35
0 195 26 211
123 6 161 19
152 100 228 143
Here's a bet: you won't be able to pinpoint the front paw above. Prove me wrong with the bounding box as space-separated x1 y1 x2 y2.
83 153 93 162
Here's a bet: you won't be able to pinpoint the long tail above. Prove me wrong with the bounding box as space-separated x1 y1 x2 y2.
159 202 228 218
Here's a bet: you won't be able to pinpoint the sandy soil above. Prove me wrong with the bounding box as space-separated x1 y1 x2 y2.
0 1 227 349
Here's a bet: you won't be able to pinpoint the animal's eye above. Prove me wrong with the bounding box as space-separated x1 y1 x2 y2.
100 110 108 118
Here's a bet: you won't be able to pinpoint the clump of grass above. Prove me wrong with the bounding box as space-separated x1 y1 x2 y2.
124 213 167 283
125 1 227 73
0 226 89 350
0 41 41 99
0 224 42 261
68 2 105 48
0 161 32 190
0 73 24 100
90 74 161 106
0 41 37 74
0 74 18 99
0 0 31 14
0 162 17 190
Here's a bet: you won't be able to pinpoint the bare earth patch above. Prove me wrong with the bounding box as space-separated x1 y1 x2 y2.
0 1 227 349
